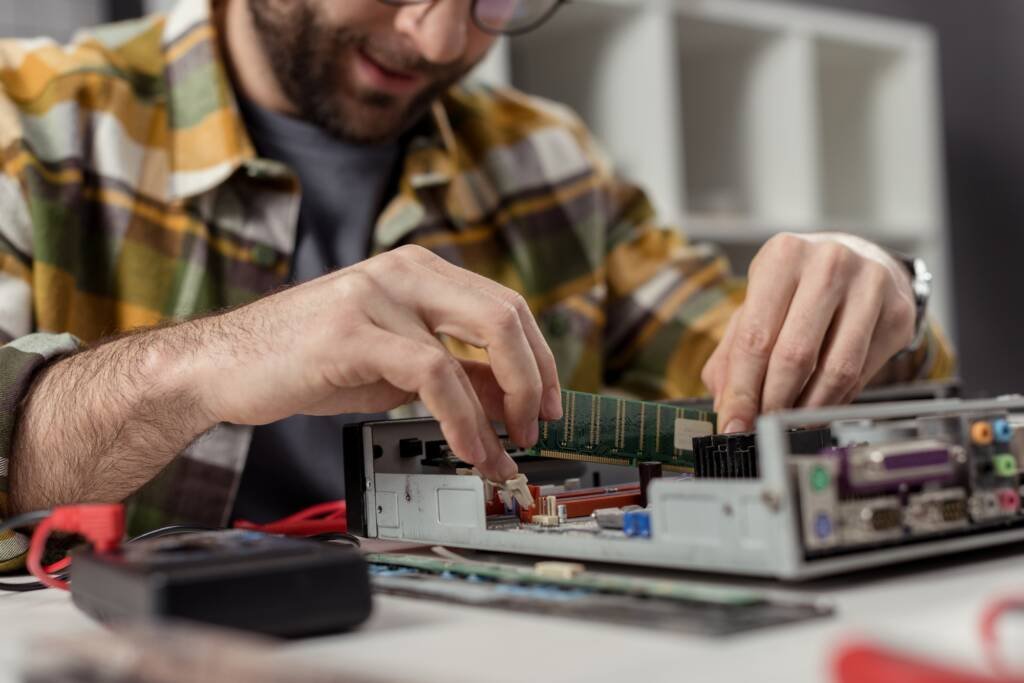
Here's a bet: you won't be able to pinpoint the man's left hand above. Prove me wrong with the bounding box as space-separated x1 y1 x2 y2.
701 232 917 434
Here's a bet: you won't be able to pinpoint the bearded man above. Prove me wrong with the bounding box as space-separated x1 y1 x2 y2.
0 0 951 566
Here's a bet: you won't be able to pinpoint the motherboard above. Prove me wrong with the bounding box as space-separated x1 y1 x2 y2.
344 392 1024 580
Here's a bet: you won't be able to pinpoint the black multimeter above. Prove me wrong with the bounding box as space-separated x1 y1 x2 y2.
69 529 372 637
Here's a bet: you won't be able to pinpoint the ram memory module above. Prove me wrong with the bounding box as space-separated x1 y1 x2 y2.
525 390 717 471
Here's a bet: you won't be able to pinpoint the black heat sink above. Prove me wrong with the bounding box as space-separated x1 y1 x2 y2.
694 428 833 479
694 432 758 478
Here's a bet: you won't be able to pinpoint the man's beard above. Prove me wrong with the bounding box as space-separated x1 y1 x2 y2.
248 0 475 144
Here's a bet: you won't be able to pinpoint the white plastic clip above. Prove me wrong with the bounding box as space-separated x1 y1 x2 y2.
462 469 534 510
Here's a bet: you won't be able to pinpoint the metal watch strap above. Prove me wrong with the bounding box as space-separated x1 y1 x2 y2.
897 254 932 352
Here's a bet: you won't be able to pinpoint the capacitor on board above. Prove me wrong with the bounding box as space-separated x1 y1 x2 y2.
639 461 663 508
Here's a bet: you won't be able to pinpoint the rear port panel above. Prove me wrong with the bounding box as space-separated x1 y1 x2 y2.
793 411 1024 560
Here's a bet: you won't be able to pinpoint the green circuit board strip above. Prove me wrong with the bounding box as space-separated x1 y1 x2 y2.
366 553 760 606
526 390 717 470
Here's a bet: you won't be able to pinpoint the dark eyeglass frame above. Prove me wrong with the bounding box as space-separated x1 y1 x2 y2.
378 0 570 36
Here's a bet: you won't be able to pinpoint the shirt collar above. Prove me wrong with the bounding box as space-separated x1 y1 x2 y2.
161 0 257 201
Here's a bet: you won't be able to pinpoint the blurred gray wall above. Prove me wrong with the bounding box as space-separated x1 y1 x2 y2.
143 0 174 12
0 0 104 40
791 0 1024 397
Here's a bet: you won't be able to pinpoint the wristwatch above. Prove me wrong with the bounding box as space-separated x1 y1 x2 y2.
897 255 932 352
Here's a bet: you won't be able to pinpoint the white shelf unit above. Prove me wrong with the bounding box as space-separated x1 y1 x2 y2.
475 0 952 334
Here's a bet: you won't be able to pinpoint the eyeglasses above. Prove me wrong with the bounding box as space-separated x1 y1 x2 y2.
378 0 569 36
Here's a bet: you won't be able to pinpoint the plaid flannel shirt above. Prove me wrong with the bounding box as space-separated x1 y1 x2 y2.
0 0 953 566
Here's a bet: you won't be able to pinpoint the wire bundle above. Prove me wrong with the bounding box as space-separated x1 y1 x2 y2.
0 499 357 593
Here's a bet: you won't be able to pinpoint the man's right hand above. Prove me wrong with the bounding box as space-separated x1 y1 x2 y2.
10 245 562 513
188 245 563 481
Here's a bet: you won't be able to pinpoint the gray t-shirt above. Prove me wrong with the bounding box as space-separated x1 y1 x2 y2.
232 99 400 522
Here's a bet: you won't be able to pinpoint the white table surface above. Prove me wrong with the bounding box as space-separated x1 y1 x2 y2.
3 542 1024 683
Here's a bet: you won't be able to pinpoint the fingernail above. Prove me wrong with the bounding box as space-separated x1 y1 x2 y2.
544 387 563 419
724 419 749 434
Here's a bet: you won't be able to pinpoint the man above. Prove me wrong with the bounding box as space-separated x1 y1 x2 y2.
0 0 951 561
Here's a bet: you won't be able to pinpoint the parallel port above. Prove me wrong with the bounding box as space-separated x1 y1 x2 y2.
830 439 961 495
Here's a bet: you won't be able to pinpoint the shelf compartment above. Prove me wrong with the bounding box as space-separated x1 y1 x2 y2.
677 16 818 227
815 35 938 230
509 1 683 218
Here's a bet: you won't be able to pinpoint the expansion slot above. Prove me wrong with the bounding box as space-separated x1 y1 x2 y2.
526 390 717 470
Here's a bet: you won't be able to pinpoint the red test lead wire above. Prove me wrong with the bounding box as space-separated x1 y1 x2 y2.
233 500 348 537
23 500 347 591
43 557 71 574
834 641 1023 683
980 595 1024 680
26 516 66 590
26 504 125 591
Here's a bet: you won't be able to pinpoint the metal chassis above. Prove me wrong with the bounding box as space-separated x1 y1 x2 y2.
345 397 1024 580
